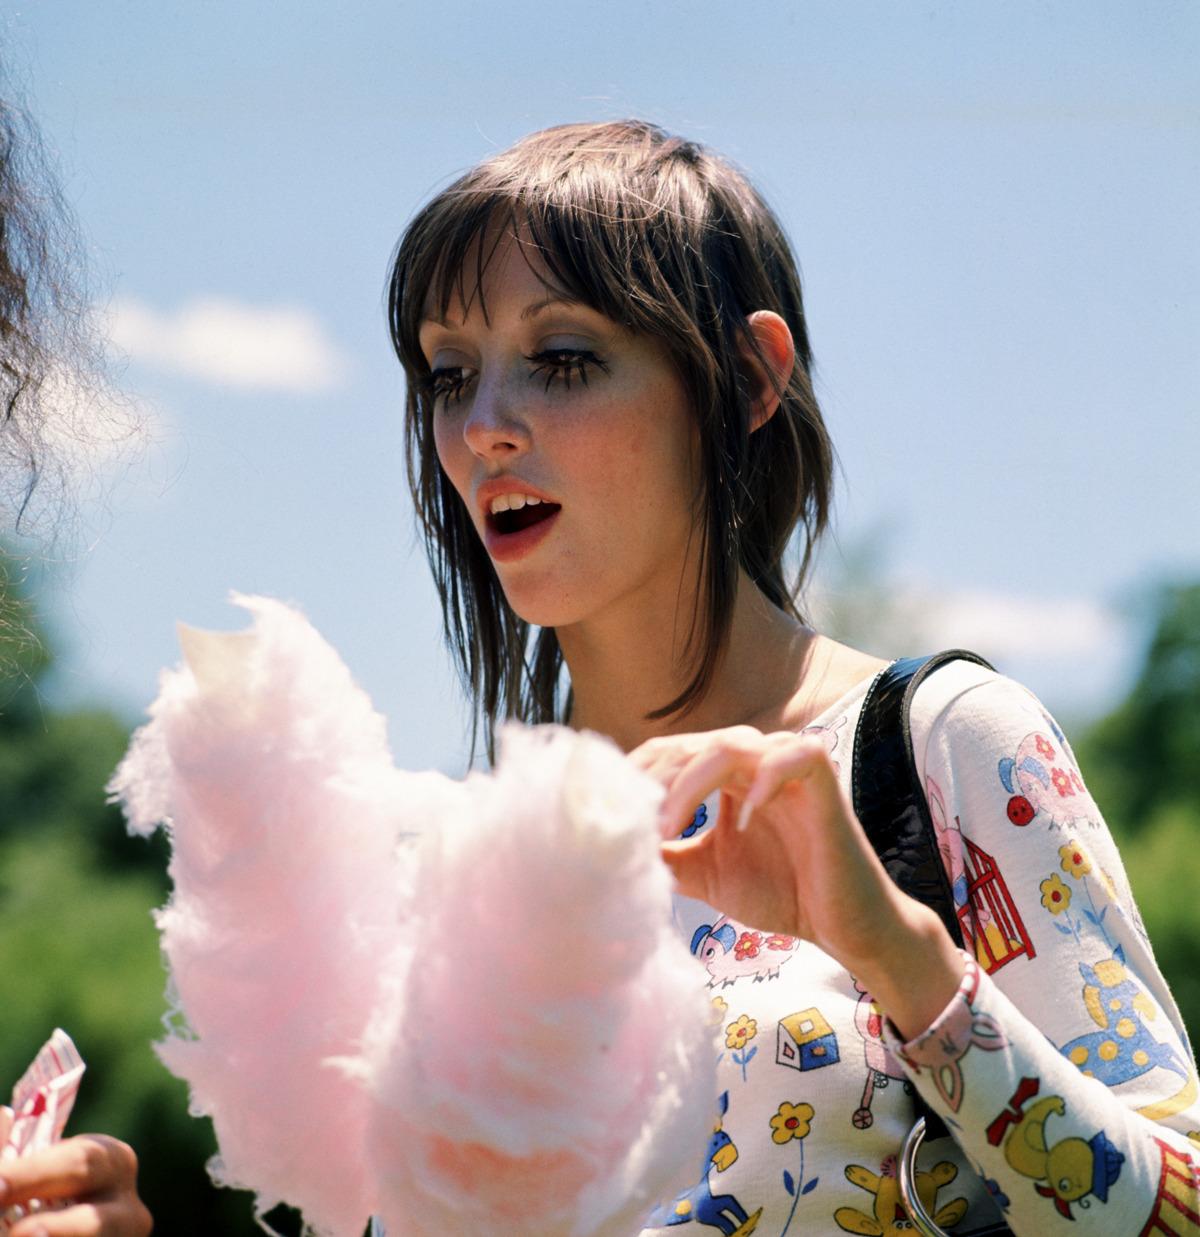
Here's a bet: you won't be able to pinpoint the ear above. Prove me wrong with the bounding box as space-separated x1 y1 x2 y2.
736 310 795 432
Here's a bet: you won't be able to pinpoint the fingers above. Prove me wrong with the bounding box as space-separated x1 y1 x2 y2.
737 732 843 832
1 1137 151 1237
632 727 836 839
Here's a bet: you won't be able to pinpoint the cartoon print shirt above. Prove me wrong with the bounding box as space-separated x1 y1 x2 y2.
638 660 1200 1237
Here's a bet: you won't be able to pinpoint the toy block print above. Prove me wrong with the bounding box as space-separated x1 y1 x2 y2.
1059 946 1197 1120
833 1156 967 1235
690 916 799 989
958 837 1035 974
987 1077 1125 1220
646 1092 764 1235
1139 1137 1200 1237
998 729 1098 831
776 1007 840 1073
851 983 912 1129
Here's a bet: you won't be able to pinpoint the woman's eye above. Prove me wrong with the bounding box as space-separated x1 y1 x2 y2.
423 366 471 405
525 348 607 392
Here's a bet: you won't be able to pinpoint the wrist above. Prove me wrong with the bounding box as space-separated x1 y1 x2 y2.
836 894 967 1042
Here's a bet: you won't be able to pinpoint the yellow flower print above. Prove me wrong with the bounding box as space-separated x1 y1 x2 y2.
1098 868 1119 902
770 1100 814 1144
725 1015 758 1050
1059 841 1092 879
709 995 728 1026
1040 873 1072 914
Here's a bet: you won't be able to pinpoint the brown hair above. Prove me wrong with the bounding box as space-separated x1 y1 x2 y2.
388 120 834 757
0 79 122 540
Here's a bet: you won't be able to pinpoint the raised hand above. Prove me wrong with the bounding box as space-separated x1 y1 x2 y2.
631 726 965 1040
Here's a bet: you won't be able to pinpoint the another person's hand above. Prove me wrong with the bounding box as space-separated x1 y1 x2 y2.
0 1134 152 1237
631 726 965 1039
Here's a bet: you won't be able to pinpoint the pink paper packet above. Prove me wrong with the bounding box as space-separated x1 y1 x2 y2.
0 1029 85 1233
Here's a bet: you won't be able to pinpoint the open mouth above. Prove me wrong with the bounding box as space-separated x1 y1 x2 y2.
488 502 561 536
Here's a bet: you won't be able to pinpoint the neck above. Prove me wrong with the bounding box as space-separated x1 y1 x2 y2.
562 571 821 752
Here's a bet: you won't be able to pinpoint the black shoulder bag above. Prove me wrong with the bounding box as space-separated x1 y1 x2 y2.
853 651 1012 1237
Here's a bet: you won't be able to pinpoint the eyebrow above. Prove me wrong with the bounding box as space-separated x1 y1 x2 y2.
519 292 585 322
419 291 589 332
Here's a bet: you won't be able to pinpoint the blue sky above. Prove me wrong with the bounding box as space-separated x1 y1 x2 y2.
8 0 1198 771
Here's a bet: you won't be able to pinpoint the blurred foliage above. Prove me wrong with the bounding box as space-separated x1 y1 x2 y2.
1075 584 1200 830
1 545 1198 1236
1074 582 1200 1050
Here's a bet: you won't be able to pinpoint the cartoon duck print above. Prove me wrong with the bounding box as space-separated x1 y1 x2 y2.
690 916 799 989
645 1092 763 1235
1060 945 1197 1121
987 1078 1124 1219
833 1156 967 1235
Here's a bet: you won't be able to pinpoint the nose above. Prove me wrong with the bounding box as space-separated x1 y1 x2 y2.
462 375 531 460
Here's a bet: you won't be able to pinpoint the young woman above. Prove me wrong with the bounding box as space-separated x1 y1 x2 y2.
388 120 1199 1236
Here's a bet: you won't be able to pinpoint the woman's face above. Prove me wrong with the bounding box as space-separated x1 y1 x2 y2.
420 229 702 636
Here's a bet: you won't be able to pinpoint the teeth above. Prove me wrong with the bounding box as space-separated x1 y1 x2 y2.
489 494 542 514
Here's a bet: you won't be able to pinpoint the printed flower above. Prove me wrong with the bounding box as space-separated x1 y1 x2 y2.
709 995 728 1025
766 934 795 951
1040 873 1072 914
1071 769 1086 793
770 1101 814 1144
1050 768 1075 797
734 931 763 960
681 802 708 838
1099 868 1120 902
1035 735 1057 760
725 1015 758 1050
1059 841 1092 879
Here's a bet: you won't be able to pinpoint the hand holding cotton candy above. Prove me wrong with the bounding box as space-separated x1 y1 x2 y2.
110 596 714 1237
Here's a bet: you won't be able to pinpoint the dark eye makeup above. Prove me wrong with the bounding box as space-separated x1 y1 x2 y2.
524 348 608 392
420 347 610 408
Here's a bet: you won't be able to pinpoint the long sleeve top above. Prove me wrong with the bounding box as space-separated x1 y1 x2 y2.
639 659 1200 1237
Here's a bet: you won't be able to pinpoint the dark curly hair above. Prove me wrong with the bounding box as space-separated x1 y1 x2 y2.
388 120 834 758
0 69 127 540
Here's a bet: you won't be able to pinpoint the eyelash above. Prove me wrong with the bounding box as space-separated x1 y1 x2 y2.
422 348 607 406
524 348 608 392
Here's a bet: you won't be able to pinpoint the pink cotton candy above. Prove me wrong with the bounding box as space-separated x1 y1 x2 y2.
110 596 714 1237
365 726 715 1237
108 595 438 1237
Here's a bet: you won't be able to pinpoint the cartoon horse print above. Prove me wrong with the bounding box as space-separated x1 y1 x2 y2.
645 1092 763 1235
1060 945 1197 1120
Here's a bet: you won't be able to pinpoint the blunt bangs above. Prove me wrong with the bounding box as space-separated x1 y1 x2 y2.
387 120 833 758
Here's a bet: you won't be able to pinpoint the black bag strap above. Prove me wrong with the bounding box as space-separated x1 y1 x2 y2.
852 649 994 948
851 650 1011 1237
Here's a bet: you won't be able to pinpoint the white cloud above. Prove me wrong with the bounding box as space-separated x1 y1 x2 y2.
913 589 1125 664
111 296 347 394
